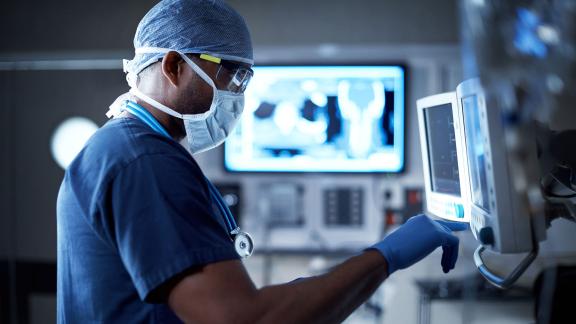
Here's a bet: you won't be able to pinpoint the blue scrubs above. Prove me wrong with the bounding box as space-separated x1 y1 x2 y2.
56 109 239 323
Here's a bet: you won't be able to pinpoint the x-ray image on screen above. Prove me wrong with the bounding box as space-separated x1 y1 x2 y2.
462 95 491 212
423 104 461 195
224 65 405 172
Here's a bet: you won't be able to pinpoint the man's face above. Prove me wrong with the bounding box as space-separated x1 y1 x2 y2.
173 55 218 116
159 52 250 139
175 54 251 116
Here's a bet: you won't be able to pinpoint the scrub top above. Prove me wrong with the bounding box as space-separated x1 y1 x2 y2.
56 115 239 323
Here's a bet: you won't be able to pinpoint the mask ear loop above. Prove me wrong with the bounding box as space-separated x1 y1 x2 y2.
172 51 220 120
128 48 219 121
178 53 217 89
134 47 218 90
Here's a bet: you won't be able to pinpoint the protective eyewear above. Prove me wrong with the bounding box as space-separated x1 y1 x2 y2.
199 54 254 94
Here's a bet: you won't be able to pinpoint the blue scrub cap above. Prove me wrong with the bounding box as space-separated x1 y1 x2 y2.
124 0 253 76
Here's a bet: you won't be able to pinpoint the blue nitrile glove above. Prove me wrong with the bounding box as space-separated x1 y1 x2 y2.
369 214 469 275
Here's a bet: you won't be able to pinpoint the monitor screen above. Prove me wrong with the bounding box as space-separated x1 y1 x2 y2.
423 104 461 196
461 95 491 212
224 65 405 173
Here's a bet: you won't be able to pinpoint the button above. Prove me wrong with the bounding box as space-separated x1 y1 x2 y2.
454 204 464 219
478 227 494 246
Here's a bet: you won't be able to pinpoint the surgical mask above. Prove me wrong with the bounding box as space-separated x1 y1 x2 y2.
112 48 245 155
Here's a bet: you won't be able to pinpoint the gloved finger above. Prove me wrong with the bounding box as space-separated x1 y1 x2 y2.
441 234 460 273
441 245 449 272
436 220 469 232
441 245 452 273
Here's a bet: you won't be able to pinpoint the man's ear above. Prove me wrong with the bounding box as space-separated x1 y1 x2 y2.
161 51 184 87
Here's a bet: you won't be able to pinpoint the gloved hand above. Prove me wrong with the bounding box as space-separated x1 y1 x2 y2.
369 214 468 275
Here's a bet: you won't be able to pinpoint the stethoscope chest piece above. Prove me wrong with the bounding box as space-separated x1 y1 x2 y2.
233 231 254 259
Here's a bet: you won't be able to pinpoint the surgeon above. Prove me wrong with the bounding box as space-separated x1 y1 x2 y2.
56 0 468 323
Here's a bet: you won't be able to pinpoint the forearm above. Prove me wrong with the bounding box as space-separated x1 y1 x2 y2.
252 250 387 323
169 215 466 324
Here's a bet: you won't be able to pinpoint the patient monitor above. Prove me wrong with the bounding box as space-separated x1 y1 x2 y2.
457 78 546 288
418 82 545 288
457 79 534 253
417 92 470 222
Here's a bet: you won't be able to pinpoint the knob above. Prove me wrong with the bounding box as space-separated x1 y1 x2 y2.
478 227 494 246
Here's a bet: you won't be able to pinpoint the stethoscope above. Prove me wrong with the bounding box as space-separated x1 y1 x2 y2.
119 100 254 258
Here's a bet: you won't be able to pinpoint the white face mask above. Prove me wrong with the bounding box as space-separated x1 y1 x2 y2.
122 49 245 154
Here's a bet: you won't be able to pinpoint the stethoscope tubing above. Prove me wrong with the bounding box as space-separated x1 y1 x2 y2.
122 100 239 236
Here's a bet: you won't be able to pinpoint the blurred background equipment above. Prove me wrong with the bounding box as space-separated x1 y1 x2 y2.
224 64 405 173
457 0 576 290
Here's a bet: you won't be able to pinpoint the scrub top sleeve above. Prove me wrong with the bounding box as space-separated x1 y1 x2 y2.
109 152 239 302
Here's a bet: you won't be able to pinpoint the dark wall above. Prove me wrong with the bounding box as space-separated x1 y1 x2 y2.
1 69 127 260
4 70 127 260
1 72 13 259
0 0 156 54
1 0 458 57
229 0 459 46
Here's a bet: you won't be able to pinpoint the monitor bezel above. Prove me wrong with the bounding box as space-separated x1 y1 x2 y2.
417 91 471 222
222 62 408 175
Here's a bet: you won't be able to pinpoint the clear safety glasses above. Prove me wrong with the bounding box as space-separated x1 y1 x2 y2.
199 54 254 94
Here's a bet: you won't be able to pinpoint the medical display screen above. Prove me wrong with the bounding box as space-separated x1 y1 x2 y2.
224 65 405 172
462 95 491 212
423 104 461 195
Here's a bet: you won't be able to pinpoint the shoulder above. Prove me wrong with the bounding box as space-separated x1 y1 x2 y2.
68 117 201 183
92 117 188 159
